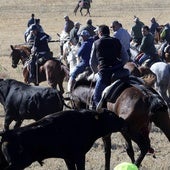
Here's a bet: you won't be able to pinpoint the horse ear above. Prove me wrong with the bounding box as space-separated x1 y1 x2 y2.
10 45 14 51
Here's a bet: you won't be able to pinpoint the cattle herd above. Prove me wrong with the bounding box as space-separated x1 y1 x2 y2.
0 78 128 170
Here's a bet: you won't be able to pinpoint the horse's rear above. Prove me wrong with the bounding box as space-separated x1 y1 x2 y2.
106 85 170 167
69 77 170 168
24 59 69 93
42 59 69 93
74 0 91 16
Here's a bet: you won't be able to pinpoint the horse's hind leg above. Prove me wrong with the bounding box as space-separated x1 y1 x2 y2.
102 134 111 170
80 8 83 16
132 133 151 167
121 133 135 163
85 9 91 17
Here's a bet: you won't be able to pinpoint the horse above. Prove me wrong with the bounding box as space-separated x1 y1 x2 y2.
74 0 92 16
68 77 170 169
10 45 69 94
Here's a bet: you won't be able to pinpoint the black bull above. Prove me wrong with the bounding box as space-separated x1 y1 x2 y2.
0 79 64 130
0 109 128 170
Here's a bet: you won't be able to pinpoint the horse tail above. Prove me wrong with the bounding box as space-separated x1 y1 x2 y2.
74 2 80 15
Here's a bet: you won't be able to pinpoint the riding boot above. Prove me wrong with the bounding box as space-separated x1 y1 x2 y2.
28 58 36 83
67 77 76 93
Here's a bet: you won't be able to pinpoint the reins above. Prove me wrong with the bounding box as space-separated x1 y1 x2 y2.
86 73 95 109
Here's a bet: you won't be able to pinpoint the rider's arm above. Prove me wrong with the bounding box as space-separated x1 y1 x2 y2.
89 43 98 73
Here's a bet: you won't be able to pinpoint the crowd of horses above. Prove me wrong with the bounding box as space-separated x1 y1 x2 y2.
7 30 170 169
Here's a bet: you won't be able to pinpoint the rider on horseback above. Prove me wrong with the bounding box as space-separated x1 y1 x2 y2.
131 16 144 47
160 23 170 60
136 25 159 66
28 25 52 83
90 25 129 109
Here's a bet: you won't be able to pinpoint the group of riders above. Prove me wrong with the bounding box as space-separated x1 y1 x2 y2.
23 14 170 108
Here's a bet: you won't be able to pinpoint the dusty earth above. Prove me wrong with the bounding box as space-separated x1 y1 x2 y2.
0 0 170 169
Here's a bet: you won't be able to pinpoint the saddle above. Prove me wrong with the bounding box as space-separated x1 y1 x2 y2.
96 76 145 111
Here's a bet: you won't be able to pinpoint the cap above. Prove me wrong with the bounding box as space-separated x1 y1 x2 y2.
80 30 90 37
74 22 81 27
31 24 38 31
114 162 138 170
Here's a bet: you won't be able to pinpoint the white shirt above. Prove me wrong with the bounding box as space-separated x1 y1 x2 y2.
113 28 131 51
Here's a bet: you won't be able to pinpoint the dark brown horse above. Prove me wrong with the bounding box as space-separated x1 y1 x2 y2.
74 0 92 16
10 45 69 94
68 77 170 169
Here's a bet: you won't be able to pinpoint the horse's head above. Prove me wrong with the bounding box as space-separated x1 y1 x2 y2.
10 45 30 68
10 45 22 68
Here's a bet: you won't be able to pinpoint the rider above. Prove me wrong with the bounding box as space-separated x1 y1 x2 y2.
110 20 132 59
69 22 81 46
160 23 170 60
78 19 96 37
149 17 159 36
67 30 94 92
25 19 44 43
64 15 74 35
131 16 144 47
27 13 35 28
28 25 52 83
137 25 158 66
89 25 129 108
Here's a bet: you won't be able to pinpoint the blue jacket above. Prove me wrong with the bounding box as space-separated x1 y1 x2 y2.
78 38 94 65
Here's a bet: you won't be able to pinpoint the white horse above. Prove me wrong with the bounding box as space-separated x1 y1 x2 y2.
150 61 170 107
58 30 78 73
63 42 79 74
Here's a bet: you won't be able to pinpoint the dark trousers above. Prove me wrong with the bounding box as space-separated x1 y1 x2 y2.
29 52 52 79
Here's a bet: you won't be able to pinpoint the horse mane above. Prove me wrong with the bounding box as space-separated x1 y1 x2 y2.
10 45 31 58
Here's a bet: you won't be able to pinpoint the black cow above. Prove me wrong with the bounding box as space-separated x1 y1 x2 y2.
0 109 128 170
0 79 64 130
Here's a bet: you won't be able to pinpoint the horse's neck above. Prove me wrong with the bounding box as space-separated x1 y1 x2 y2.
20 50 30 65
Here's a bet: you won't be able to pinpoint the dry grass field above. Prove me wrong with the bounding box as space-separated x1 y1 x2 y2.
0 0 170 169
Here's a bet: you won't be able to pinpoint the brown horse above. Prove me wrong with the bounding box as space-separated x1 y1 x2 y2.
74 0 92 16
68 77 170 169
10 45 69 94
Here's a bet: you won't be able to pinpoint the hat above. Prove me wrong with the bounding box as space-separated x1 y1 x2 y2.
151 17 156 22
80 30 90 37
134 17 139 22
31 24 38 31
94 26 99 32
74 22 81 27
114 162 138 170
64 15 69 19
87 19 92 25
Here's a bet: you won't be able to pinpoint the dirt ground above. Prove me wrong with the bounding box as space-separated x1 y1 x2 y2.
0 0 170 169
